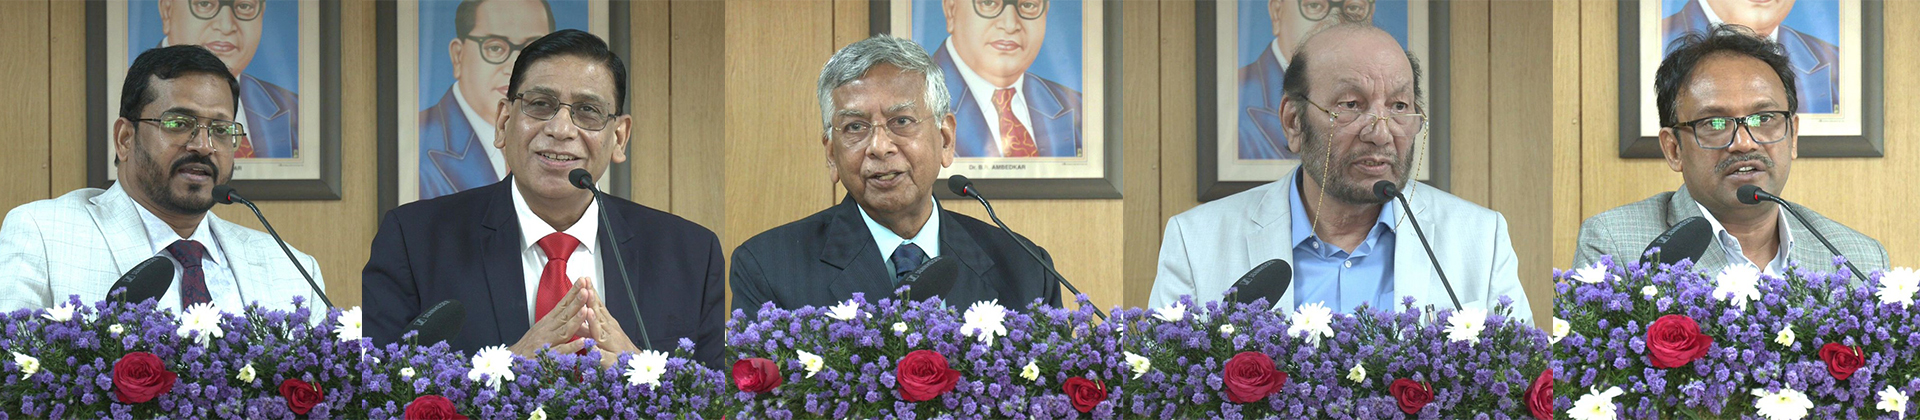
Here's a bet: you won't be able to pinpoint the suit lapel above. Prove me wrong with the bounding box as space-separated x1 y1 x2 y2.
1390 184 1433 309
89 184 158 276
596 198 642 339
1667 186 1728 271
205 213 271 306
1021 77 1077 156
479 181 532 344
936 209 999 303
1245 173 1296 311
822 198 895 302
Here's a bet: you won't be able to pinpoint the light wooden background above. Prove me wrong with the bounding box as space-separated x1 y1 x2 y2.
15 0 1911 328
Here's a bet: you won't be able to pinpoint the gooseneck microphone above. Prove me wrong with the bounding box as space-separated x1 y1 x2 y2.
211 185 333 308
1228 259 1293 307
568 169 653 350
402 299 466 346
1641 217 1712 267
1736 185 1868 283
1372 181 1462 311
947 175 1106 320
110 256 177 305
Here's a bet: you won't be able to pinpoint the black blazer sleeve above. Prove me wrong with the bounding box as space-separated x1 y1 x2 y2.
727 243 774 321
362 210 420 346
694 233 726 367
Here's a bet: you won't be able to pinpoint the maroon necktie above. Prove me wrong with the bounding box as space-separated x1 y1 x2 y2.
164 240 211 307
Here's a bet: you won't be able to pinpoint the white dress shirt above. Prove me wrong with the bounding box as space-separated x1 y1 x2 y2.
1695 0 1782 42
857 196 942 277
1268 40 1291 71
133 204 239 312
453 82 509 180
944 39 1035 156
1697 202 1795 276
512 184 606 323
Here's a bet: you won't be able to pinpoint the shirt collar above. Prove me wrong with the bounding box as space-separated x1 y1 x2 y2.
1287 169 1398 250
857 196 943 262
1695 0 1782 42
453 82 507 179
1268 40 1290 70
944 39 1027 93
133 200 226 266
1694 201 1794 273
511 181 599 257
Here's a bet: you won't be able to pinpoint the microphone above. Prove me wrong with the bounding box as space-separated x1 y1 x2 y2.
898 256 961 301
1736 185 1868 283
567 168 653 350
947 175 1106 319
402 300 465 346
109 256 176 305
211 185 332 308
1228 259 1292 307
1372 181 1462 311
1640 216 1712 267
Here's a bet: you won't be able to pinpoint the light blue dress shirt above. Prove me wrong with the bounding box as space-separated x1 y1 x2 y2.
857 196 943 276
1289 173 1398 313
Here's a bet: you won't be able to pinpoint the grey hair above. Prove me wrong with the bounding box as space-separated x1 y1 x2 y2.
816 35 953 135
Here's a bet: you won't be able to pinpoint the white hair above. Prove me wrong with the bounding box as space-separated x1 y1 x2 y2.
816 35 952 135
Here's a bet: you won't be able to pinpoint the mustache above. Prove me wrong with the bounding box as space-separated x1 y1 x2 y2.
1714 152 1774 174
171 154 220 180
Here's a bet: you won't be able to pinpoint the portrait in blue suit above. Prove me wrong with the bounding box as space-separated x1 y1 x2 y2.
129 0 300 159
1234 0 1411 161
1662 0 1839 114
416 0 591 201
913 0 1084 158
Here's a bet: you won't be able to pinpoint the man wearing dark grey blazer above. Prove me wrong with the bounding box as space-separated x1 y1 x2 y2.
1573 25 1888 276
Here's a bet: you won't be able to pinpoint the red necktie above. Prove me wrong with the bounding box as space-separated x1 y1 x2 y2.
533 232 581 322
993 88 1038 157
164 240 211 307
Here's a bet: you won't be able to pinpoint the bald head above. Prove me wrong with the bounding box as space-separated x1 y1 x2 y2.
1281 23 1423 112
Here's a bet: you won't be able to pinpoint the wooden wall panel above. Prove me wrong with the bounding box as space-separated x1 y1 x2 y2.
1447 0 1490 205
49 0 86 194
1549 0 1581 289
722 0 836 271
629 0 673 211
1155 0 1198 264
1487 0 1555 324
672 1 726 233
1119 0 1164 309
0 1 50 208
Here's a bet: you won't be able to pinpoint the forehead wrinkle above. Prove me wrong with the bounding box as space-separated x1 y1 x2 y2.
884 101 919 114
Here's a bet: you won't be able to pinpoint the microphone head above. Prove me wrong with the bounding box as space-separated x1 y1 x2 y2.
1641 216 1713 266
1229 259 1293 306
404 300 466 345
1736 185 1766 205
110 256 176 304
210 185 239 205
1372 180 1400 201
946 175 975 197
900 256 962 300
568 169 594 190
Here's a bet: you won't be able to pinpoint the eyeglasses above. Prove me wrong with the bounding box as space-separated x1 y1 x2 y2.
1300 0 1372 23
1300 97 1426 137
187 0 263 21
832 115 932 145
511 92 615 131
132 111 246 150
459 35 534 65
971 0 1049 20
1670 111 1794 150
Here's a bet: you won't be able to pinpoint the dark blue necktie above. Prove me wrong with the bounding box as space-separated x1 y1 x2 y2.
891 243 927 284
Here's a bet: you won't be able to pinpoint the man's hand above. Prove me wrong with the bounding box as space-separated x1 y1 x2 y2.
581 279 644 368
508 277 594 357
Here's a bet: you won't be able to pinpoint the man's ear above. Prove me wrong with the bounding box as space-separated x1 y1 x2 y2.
113 117 136 165
492 98 512 149
448 39 465 80
609 115 632 165
158 1 173 37
942 0 959 34
1280 96 1305 154
1658 127 1685 173
822 133 839 185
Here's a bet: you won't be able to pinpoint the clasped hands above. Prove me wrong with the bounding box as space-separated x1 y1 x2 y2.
508 277 644 368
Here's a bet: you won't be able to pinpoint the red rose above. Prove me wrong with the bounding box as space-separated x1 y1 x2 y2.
1061 377 1107 413
895 350 960 402
111 351 177 404
1389 378 1434 414
733 357 783 393
1221 351 1288 404
403 395 469 420
1646 314 1714 369
1818 343 1865 380
1525 369 1554 420
278 378 325 415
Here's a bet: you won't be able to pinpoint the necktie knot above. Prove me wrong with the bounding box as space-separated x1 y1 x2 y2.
537 232 581 263
993 87 1017 108
892 243 928 282
164 240 208 269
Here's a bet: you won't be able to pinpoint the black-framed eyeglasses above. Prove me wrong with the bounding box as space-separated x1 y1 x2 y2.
1300 0 1372 23
511 92 615 131
1300 97 1426 137
971 0 1048 20
132 111 246 150
1670 111 1795 150
832 114 933 145
187 0 263 21
460 35 534 65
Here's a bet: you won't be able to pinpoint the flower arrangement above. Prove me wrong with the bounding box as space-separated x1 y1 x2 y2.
1553 255 1920 420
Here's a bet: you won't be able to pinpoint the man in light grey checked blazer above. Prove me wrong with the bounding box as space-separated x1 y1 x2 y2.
1573 25 1888 276
0 45 325 315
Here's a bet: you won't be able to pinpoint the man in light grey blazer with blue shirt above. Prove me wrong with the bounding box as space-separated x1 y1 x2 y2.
0 45 324 315
1150 24 1529 321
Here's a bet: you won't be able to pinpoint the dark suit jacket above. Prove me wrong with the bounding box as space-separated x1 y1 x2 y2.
729 197 1063 319
934 43 1084 158
362 178 726 366
418 88 502 200
237 73 299 159
1662 0 1839 114
1236 45 1297 160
